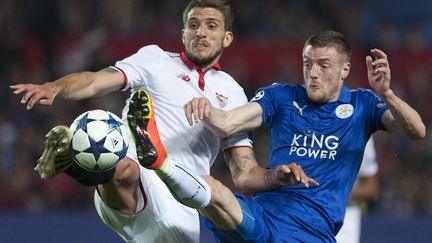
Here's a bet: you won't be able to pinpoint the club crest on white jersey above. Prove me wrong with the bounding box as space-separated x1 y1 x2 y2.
336 104 354 119
215 92 228 108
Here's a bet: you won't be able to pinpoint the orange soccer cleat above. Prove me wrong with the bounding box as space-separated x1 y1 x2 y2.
127 90 167 169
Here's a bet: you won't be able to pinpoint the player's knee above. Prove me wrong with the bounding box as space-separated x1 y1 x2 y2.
202 176 230 207
113 157 139 180
110 157 140 187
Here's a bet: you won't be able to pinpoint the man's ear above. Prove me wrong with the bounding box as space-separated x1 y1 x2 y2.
341 62 351 80
223 31 233 48
182 29 186 45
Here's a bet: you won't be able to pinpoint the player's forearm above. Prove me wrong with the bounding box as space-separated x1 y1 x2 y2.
233 167 281 194
381 90 426 140
203 107 234 137
205 102 262 137
224 147 273 194
54 72 100 100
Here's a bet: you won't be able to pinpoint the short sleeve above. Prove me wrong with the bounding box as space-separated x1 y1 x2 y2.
114 45 163 90
361 89 388 132
250 84 283 126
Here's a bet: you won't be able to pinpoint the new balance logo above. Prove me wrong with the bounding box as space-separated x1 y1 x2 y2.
178 73 191 81
293 101 307 116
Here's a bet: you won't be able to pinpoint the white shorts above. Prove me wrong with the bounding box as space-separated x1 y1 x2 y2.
94 162 200 243
336 204 361 243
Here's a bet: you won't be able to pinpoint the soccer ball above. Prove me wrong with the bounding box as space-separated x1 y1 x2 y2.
69 109 129 171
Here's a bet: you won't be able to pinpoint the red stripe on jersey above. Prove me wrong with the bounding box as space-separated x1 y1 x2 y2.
136 178 148 213
112 66 128 90
180 52 222 91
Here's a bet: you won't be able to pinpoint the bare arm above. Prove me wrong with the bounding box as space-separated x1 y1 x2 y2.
10 67 124 110
223 147 318 194
349 174 379 201
366 48 425 140
380 94 425 140
184 98 263 137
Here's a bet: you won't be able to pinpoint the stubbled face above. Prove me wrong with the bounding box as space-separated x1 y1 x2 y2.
303 45 350 104
182 7 232 70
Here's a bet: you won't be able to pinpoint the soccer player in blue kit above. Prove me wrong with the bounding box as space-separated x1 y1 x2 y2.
168 30 425 242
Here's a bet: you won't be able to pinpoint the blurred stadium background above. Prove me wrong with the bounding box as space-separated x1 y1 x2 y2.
1 0 432 242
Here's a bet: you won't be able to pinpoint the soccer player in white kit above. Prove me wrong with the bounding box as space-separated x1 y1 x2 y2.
336 138 379 243
10 1 253 242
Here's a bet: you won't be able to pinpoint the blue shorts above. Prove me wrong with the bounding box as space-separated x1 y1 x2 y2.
203 193 269 242
203 193 335 242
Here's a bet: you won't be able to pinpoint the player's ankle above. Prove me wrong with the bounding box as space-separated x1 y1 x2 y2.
155 157 174 177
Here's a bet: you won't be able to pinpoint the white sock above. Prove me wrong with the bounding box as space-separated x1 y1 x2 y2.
156 159 211 209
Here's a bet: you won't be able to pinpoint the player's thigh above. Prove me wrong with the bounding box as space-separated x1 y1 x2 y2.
95 165 200 242
203 194 270 242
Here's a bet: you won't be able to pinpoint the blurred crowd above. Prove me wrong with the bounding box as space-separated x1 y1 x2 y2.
1 0 432 215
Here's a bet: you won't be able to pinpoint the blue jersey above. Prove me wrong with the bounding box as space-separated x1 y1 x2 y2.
251 83 388 240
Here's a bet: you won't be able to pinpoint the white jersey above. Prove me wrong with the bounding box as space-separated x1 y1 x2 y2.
118 44 251 175
95 45 252 242
336 138 378 243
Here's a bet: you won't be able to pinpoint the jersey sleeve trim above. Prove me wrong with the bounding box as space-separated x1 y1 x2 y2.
221 145 253 153
135 178 148 214
110 66 129 91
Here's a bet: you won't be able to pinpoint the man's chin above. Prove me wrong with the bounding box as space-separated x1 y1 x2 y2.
186 47 224 67
307 92 326 104
188 54 217 67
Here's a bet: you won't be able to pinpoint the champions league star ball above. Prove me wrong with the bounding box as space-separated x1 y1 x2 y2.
70 109 129 171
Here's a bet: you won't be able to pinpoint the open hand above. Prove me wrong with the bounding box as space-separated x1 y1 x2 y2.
366 48 391 97
183 97 213 126
10 82 59 110
270 163 319 188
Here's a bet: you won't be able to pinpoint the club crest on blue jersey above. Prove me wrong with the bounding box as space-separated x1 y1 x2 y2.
251 90 265 101
335 104 354 119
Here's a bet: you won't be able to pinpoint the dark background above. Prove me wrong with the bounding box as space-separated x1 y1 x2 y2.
1 0 432 242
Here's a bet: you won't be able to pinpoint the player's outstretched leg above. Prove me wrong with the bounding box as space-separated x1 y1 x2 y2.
127 90 211 209
35 125 73 179
127 90 167 170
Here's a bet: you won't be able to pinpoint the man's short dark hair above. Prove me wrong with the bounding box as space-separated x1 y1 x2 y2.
183 0 233 32
304 31 352 61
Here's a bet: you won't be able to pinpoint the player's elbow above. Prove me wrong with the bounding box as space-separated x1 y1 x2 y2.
416 124 426 140
409 124 426 140
232 177 256 195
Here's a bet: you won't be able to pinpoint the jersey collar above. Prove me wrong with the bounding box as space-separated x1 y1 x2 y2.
337 85 351 103
180 52 222 91
180 52 222 71
302 84 351 104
